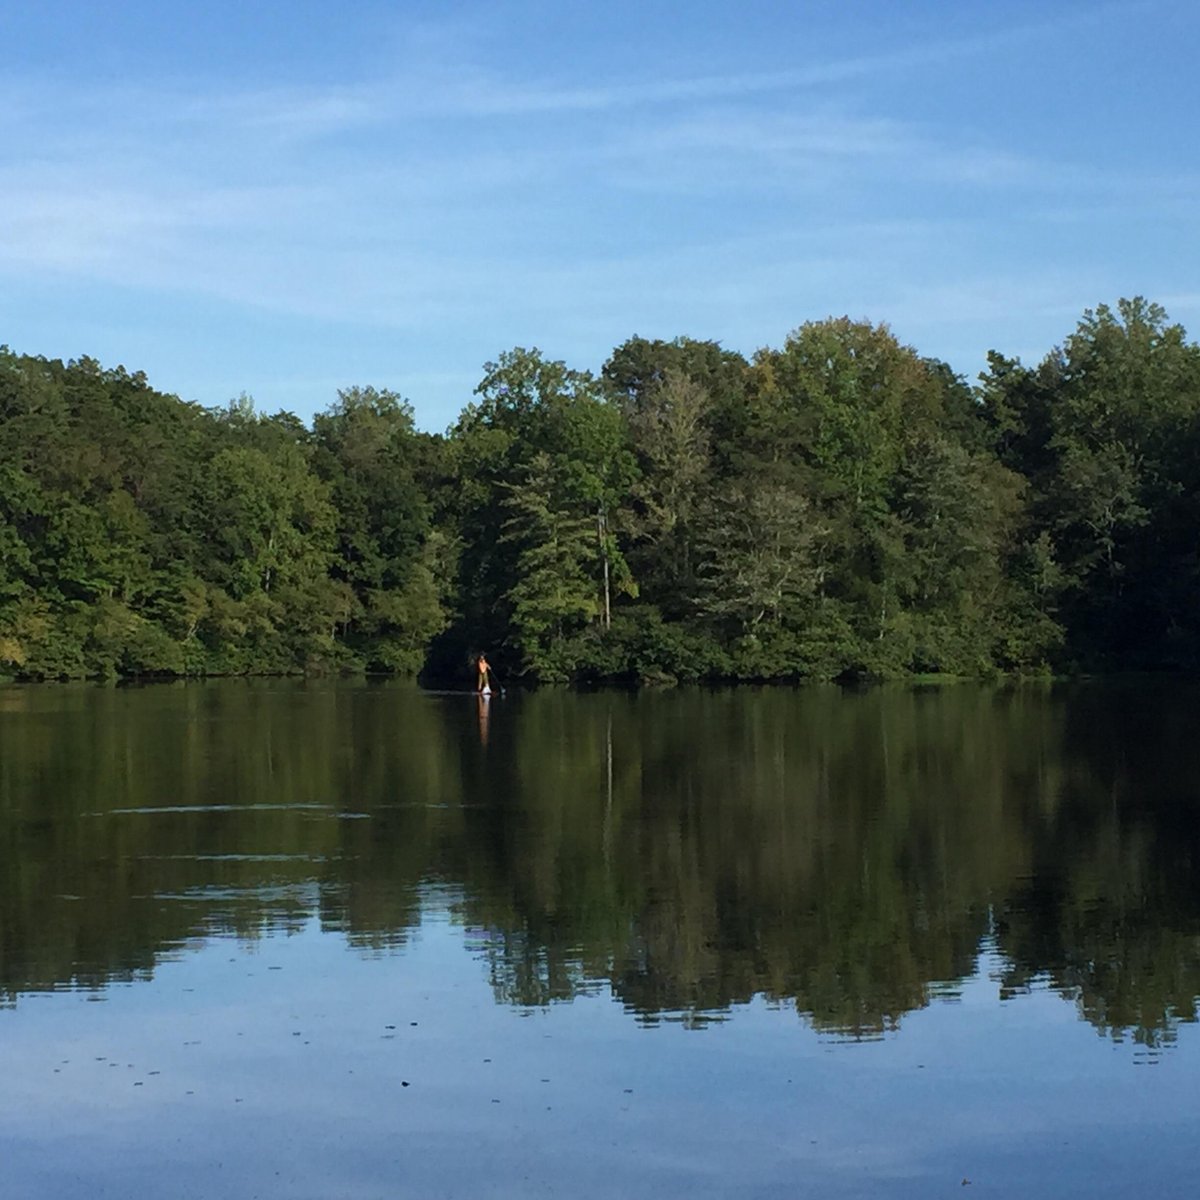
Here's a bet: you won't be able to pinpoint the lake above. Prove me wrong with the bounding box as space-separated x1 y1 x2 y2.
1 679 1199 1198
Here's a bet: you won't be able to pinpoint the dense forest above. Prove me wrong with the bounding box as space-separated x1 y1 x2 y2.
3 296 1199 684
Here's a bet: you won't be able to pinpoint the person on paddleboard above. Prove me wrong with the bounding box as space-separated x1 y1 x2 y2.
476 652 491 694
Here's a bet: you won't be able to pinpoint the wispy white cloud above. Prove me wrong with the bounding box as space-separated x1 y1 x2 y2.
0 73 1173 351
181 85 385 143
347 3 1153 121
0 0 1192 426
595 108 1045 197
9 0 1122 150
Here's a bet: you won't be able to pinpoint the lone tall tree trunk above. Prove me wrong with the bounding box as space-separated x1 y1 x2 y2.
598 505 611 630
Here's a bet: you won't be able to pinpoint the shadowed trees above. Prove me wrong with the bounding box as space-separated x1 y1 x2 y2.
3 297 1199 683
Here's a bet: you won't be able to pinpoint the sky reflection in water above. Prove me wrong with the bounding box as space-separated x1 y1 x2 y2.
2 679 1199 1198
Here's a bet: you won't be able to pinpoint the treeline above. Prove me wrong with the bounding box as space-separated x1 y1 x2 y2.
3 296 1199 683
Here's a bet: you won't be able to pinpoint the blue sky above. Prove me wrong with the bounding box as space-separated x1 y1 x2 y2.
1 0 1196 431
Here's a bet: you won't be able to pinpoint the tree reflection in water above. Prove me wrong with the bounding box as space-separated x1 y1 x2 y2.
1 679 1198 1049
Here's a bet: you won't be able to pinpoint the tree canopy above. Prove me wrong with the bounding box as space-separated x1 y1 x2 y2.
3 298 1199 684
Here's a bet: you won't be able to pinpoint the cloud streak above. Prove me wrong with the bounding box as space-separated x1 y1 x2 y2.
0 0 1193 426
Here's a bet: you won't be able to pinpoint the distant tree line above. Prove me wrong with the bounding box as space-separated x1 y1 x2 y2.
3 297 1199 684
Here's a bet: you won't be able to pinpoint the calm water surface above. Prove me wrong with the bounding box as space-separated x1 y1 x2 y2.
1 680 1199 1198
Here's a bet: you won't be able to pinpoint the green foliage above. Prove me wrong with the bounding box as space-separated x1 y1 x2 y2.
981 297 1200 669
2 297 1198 683
310 386 449 673
499 452 600 676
